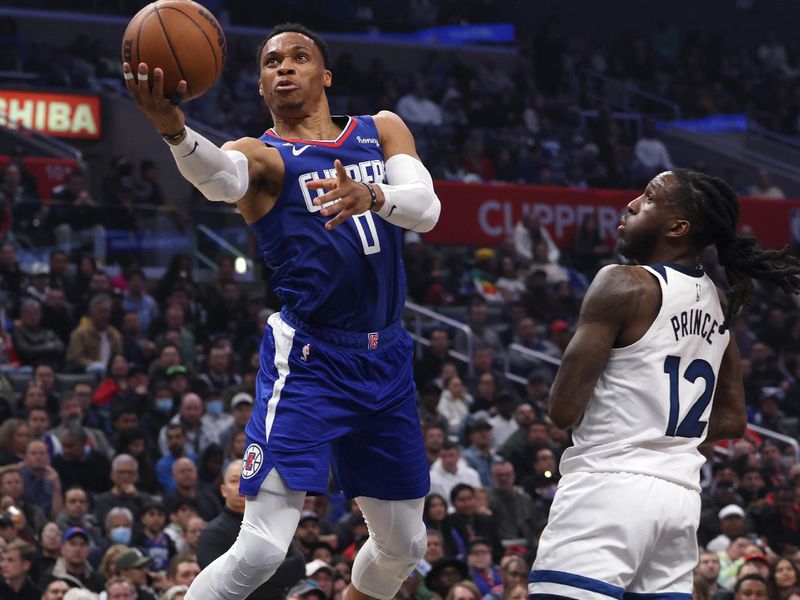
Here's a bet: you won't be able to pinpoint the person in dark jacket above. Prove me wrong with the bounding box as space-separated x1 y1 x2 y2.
196 462 305 600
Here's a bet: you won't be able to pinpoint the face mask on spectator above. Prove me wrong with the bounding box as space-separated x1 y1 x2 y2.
156 398 174 412
110 526 132 545
206 400 223 417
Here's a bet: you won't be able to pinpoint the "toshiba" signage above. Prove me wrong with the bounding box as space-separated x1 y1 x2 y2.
0 91 101 140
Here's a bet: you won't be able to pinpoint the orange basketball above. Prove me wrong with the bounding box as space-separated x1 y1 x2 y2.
121 0 226 101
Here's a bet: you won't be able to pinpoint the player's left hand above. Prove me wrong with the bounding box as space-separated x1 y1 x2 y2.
306 160 379 230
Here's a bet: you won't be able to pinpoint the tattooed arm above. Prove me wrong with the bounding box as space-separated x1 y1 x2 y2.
548 265 661 429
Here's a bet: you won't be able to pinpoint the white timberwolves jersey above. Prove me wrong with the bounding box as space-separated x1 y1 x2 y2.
559 263 729 491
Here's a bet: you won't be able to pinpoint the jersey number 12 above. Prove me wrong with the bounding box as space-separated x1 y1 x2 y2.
663 355 715 438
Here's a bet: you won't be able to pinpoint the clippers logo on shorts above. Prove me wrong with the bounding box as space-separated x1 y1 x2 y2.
241 443 263 479
301 343 311 362
368 332 379 350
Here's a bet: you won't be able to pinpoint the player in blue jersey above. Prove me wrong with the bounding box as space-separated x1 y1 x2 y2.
124 22 440 600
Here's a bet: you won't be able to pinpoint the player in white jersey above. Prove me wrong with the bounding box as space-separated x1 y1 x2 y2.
529 169 800 600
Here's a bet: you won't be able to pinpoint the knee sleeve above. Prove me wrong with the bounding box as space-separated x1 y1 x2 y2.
186 469 305 600
351 497 427 600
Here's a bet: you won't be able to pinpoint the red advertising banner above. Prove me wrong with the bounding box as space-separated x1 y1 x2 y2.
0 156 80 202
0 91 101 139
426 180 800 250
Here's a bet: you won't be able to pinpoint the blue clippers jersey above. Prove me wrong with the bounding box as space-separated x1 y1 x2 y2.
250 115 406 332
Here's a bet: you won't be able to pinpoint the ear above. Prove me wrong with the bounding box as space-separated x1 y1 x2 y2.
667 218 691 239
323 69 332 89
258 81 263 96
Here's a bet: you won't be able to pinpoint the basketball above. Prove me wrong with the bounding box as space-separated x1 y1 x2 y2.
121 0 226 101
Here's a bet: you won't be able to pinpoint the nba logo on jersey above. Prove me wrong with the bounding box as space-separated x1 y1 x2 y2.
368 332 379 350
241 444 263 479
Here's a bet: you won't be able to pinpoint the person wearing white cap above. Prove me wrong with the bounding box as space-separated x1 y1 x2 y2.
305 559 334 599
219 393 255 450
706 504 747 552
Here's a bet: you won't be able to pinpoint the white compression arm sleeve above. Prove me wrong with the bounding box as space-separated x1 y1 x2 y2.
167 126 249 203
374 153 441 233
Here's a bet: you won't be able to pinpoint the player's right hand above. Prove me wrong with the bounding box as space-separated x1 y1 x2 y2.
122 62 187 137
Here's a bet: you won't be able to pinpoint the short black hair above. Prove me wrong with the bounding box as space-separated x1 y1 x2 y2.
734 574 767 593
256 23 330 69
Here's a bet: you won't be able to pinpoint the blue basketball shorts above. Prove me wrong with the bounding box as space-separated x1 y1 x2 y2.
239 309 431 501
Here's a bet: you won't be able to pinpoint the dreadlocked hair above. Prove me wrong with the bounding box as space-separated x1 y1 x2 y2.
670 168 800 333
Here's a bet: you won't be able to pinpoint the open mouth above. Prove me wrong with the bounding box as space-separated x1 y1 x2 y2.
275 80 299 91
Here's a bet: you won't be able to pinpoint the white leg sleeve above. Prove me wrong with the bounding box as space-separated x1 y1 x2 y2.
186 469 306 600
351 497 427 600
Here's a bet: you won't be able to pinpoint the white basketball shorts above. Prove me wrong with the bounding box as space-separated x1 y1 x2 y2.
529 471 699 600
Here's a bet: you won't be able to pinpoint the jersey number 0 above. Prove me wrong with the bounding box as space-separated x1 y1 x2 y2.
352 212 382 255
663 355 715 438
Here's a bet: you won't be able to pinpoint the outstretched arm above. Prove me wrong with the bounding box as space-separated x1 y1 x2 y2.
548 265 652 429
122 62 282 223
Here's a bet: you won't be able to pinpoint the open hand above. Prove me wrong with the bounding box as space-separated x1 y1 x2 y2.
122 62 187 137
306 160 380 230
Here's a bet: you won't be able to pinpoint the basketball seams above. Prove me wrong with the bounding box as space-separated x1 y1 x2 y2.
159 5 220 78
153 4 194 98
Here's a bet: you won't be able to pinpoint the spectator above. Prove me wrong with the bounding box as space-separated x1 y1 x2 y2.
733 574 769 600
707 504 748 552
442 484 501 561
632 118 674 184
89 508 135 566
0 465 47 536
520 447 559 507
497 404 536 459
36 522 64 581
483 556 529 600
453 301 504 358
55 487 102 548
181 516 205 557
197 346 240 397
49 392 113 459
47 171 99 253
305 560 334 599
20 439 62 519
103 576 137 600
507 420 552 481
0 418 30 466
693 550 722 599
507 317 560 377
718 536 751 590
0 539 41 600
27 407 61 457
512 213 559 264
770 558 799 600
294 511 323 561
12 299 65 368
748 168 785 199
429 440 482 502
65 295 123 374
751 486 799 554
92 454 151 526
465 539 499 596
40 527 105 593
422 423 445 467
40 578 70 600
461 418 500 489
158 393 219 458
437 377 472 433
91 354 130 409
52 424 112 494
134 499 176 573
424 558 469 600
487 461 541 544
488 394 517 450
0 163 41 234
218 392 253 450
155 423 196 493
287 579 326 600
395 78 442 127
414 328 451 388
121 270 158 336
163 458 221 522
113 551 156 600
166 554 201 588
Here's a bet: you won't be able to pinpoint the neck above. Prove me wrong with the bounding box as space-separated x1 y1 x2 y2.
7 575 24 591
177 484 195 496
271 106 339 141
66 561 85 575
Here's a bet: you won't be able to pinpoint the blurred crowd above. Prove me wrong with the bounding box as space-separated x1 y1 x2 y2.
0 14 797 194
0 178 796 599
0 6 799 600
